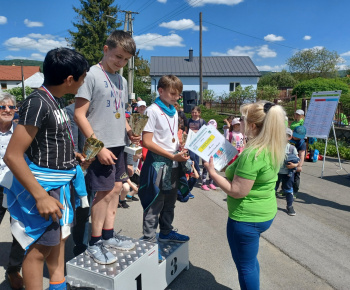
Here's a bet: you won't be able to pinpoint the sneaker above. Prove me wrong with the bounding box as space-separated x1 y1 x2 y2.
201 185 210 191
158 230 190 243
131 196 139 201
209 184 216 190
188 192 194 199
85 241 117 265
126 194 133 200
286 206 296 216
103 232 135 251
119 200 130 208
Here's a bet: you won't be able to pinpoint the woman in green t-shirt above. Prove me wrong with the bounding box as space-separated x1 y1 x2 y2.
204 101 286 290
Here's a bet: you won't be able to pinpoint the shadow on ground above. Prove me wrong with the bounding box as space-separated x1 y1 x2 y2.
166 262 231 290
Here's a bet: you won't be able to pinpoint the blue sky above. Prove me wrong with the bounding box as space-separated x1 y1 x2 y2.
0 0 349 72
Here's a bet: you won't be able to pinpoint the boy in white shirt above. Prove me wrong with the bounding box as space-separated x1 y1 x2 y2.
139 75 190 260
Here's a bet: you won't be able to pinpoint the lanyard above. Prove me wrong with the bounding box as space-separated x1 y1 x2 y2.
155 103 176 142
41 86 75 148
98 62 121 112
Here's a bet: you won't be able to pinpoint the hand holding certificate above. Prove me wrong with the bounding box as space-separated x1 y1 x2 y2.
184 125 238 171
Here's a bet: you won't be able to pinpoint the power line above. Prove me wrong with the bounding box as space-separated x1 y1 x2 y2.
203 20 300 51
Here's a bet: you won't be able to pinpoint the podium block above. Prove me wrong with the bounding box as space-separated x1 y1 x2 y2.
66 236 189 290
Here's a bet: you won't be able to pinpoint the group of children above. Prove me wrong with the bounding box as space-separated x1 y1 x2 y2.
0 27 309 290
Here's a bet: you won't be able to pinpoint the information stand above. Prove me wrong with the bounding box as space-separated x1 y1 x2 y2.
303 91 342 177
66 236 189 290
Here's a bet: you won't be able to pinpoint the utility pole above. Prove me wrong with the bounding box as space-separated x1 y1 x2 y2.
120 10 139 101
20 61 25 100
199 12 203 105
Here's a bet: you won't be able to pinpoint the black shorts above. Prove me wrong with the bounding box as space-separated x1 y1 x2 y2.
86 146 129 192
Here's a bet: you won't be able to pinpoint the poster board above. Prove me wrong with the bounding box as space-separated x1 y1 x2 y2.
304 91 341 139
185 124 238 171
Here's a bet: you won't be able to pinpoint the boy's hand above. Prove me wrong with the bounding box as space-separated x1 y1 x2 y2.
286 162 298 169
36 194 64 221
97 147 118 165
128 132 141 145
75 152 95 169
173 150 190 162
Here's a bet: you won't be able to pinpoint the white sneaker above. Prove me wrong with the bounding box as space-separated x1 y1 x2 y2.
85 241 117 264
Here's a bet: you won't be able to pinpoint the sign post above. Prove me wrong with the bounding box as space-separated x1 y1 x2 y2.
303 91 342 177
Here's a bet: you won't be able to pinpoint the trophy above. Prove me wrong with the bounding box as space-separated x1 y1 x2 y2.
82 136 104 162
124 113 149 155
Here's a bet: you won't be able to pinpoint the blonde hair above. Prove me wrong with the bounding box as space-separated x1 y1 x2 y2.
241 101 286 168
157 75 183 95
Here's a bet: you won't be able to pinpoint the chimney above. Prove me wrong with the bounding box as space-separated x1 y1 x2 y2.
189 48 193 62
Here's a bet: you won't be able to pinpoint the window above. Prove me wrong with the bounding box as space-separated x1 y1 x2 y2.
229 82 240 92
203 82 208 90
1 83 7 90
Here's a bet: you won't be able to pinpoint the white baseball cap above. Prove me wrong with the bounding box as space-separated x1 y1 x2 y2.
137 101 146 107
295 109 304 115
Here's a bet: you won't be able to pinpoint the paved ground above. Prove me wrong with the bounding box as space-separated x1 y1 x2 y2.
0 156 349 289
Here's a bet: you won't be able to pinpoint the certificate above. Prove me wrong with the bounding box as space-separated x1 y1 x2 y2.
185 124 238 171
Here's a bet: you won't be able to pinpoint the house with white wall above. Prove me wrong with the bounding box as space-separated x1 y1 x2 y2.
0 65 41 90
150 49 261 98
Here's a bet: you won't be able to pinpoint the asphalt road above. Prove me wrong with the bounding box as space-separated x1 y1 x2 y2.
0 156 349 289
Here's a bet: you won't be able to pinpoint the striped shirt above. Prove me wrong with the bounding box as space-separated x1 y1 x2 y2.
19 90 77 170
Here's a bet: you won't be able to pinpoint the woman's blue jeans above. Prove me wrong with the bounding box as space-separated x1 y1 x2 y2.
226 217 274 290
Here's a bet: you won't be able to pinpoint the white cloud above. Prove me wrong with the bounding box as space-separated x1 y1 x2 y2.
134 33 185 50
0 16 7 24
212 44 277 59
257 45 277 58
157 0 167 2
24 19 44 27
187 0 243 7
159 19 207 31
211 45 255 58
5 53 46 61
264 34 285 42
303 35 311 40
302 46 324 51
256 64 286 72
4 34 68 53
337 64 349 70
340 51 350 57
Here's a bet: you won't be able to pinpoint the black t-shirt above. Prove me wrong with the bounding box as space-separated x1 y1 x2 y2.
19 90 77 170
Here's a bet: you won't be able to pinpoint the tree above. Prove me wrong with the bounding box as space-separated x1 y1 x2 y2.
258 70 298 88
202 89 216 103
287 48 342 80
229 85 256 106
5 86 33 101
292 78 349 98
257 85 279 101
67 0 121 65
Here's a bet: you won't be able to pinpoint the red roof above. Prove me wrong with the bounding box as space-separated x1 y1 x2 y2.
0 65 41 81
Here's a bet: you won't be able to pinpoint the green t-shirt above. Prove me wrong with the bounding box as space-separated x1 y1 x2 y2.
290 119 304 130
225 148 278 222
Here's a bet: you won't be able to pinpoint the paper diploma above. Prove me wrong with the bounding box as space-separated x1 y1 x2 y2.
185 125 238 171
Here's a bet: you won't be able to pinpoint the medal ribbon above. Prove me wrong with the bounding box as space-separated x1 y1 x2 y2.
155 103 176 141
41 86 75 148
98 62 121 112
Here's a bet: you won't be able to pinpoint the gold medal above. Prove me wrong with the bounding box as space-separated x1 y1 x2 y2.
172 138 175 143
115 112 120 119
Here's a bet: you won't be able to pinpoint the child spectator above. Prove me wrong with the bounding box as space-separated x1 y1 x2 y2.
201 119 217 191
226 118 245 166
187 106 206 184
139 75 190 262
289 125 307 198
290 109 304 130
178 160 199 202
275 128 299 216
223 115 233 138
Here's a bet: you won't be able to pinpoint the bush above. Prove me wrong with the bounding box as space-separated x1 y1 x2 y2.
309 138 350 160
292 78 349 98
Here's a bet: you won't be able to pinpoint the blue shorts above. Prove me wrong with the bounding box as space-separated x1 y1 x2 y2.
86 146 129 192
35 187 61 247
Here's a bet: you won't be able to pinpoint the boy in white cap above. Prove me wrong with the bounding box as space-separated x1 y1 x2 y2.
290 109 304 130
